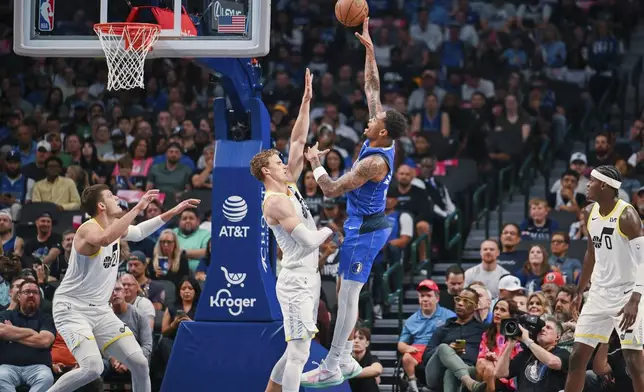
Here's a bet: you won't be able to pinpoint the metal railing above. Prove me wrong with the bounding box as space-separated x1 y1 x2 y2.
472 183 489 238
409 234 431 274
381 262 404 331
359 291 374 328
444 209 462 263
497 165 515 235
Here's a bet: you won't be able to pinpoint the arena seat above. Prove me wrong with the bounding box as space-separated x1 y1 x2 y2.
17 202 59 224
549 210 578 232
158 280 176 308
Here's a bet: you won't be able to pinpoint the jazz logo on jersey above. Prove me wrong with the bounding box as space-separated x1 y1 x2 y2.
102 243 120 269
39 0 55 32
592 227 614 250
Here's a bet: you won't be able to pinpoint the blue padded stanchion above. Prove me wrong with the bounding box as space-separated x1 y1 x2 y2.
161 58 351 391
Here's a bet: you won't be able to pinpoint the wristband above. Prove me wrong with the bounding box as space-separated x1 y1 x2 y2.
313 167 328 182
525 339 534 348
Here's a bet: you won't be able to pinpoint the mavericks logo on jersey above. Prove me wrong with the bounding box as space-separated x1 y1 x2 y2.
102 243 120 269
592 227 614 250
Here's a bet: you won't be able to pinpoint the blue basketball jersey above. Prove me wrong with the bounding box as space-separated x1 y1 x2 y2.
346 140 395 217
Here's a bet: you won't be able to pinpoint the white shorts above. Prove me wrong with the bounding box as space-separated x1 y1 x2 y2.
53 295 134 359
575 285 644 350
276 268 320 342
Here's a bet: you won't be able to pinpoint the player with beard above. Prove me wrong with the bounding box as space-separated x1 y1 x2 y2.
174 209 210 269
0 211 24 257
0 151 30 222
564 165 644 392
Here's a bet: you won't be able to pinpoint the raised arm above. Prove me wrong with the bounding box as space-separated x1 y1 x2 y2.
286 68 314 182
123 198 200 242
264 195 332 248
306 145 388 198
355 18 383 118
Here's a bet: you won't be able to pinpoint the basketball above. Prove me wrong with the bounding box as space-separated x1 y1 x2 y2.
335 0 369 27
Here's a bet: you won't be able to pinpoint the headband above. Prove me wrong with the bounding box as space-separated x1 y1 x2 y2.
591 169 622 189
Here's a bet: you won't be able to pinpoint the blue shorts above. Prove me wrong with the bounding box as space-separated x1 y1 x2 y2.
338 214 392 283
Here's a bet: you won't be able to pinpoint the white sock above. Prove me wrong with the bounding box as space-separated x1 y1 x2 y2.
409 378 419 392
340 340 354 364
325 279 363 371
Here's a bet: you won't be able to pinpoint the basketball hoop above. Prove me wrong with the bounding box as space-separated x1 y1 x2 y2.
94 23 161 91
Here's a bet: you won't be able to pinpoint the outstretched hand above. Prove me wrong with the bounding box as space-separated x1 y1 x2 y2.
304 142 330 163
302 68 313 103
354 18 373 51
169 199 201 216
135 189 160 211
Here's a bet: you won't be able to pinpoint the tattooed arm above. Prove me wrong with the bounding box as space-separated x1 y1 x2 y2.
355 18 383 118
308 154 388 198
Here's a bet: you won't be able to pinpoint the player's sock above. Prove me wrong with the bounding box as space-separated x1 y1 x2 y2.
269 351 288 386
340 340 353 364
281 340 311 392
46 354 104 392
408 378 419 392
325 279 364 372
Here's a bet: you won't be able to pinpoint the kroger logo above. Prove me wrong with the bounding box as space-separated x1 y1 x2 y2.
222 196 247 222
210 267 256 316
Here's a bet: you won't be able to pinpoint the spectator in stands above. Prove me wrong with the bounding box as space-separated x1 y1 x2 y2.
497 275 525 301
349 326 383 392
398 280 455 392
0 211 24 256
553 284 577 349
469 283 493 323
127 251 165 311
22 212 62 269
103 129 128 163
195 240 211 282
476 299 522 392
104 280 153 378
464 240 509 298
79 140 109 185
412 94 451 137
494 316 569 391
22 140 51 188
389 166 433 249
146 142 193 196
31 157 81 211
1 150 30 220
440 265 465 310
548 232 581 284
62 134 82 167
527 292 552 316
422 288 488 392
158 277 201 365
148 229 190 289
50 229 73 282
120 274 155 330
547 169 586 214
173 209 210 271
588 132 619 168
66 165 89 196
497 223 527 273
300 169 323 219
408 70 446 113
6 275 32 311
541 271 565 305
568 211 589 241
191 145 213 190
487 94 531 168
111 156 139 191
520 198 560 241
0 280 55 392
515 245 551 293
551 153 589 195
592 333 633 392
316 198 347 234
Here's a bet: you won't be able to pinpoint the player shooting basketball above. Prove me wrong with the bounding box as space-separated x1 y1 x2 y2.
48 186 199 392
301 18 407 388
250 69 334 392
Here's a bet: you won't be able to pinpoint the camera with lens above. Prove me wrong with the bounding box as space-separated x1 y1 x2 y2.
500 312 545 340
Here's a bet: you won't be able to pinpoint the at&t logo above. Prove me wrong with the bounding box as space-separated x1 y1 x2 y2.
219 195 250 238
210 266 257 316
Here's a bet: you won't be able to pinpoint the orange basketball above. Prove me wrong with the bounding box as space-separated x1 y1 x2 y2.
335 0 369 27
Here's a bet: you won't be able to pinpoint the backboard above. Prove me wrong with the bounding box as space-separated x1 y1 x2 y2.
14 0 270 58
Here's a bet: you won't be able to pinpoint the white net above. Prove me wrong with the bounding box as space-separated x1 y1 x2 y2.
94 23 161 91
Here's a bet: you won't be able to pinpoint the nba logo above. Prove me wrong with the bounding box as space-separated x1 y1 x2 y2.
39 0 55 32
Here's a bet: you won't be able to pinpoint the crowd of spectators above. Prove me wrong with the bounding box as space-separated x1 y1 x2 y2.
0 0 641 390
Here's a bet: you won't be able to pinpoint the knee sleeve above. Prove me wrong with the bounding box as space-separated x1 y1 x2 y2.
78 355 105 381
286 340 311 366
123 350 149 374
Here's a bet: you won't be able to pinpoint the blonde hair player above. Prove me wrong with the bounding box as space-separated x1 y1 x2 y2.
250 69 347 392
47 185 199 392
563 165 644 392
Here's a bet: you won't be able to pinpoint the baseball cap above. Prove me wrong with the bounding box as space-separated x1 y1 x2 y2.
37 212 53 221
569 152 587 164
6 150 20 162
543 271 565 287
498 275 524 292
36 140 51 152
417 279 439 292
111 129 125 139
129 251 147 264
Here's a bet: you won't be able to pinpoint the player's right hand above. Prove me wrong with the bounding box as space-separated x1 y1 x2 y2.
354 18 373 51
135 189 160 211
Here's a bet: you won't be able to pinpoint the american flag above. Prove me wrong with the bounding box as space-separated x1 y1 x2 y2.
217 15 247 34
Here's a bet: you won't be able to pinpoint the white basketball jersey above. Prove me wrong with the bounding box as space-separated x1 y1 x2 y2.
587 199 636 289
55 219 121 305
264 183 319 270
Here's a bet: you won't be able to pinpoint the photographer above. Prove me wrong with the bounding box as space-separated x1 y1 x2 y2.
422 288 488 392
494 315 570 392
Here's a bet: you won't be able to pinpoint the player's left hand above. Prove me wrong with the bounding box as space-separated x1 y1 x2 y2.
302 68 313 103
618 296 640 331
354 17 373 51
304 142 330 162
169 198 201 216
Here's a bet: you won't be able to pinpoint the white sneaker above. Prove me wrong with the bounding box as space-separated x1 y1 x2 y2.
340 357 362 380
300 360 344 388
373 305 383 320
